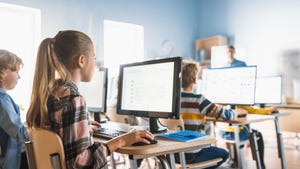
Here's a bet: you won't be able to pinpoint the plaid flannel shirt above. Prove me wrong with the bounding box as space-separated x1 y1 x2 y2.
47 81 109 169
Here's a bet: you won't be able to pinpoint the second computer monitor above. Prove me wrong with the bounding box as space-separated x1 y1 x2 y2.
78 68 108 113
255 76 282 104
201 66 257 105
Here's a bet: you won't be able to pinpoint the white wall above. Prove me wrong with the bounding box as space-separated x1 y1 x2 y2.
199 0 300 99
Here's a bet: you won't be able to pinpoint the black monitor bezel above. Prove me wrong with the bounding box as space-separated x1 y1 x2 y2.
117 57 182 120
86 68 108 113
201 65 257 106
254 75 283 104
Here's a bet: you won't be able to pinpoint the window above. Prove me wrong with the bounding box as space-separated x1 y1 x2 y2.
104 20 144 76
104 20 144 101
0 3 41 121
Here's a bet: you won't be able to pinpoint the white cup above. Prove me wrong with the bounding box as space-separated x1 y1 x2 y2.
293 79 300 101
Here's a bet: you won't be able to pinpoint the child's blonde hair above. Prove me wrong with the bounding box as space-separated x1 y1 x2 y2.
0 49 23 86
26 30 93 128
182 60 199 88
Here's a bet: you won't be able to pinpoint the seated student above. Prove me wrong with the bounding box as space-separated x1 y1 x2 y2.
26 30 155 169
0 49 29 169
176 60 246 168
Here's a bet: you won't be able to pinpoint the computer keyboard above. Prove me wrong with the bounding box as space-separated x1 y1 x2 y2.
93 127 127 139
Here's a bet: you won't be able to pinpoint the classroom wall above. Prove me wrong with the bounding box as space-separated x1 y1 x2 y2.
198 0 300 98
4 0 299 98
2 0 200 60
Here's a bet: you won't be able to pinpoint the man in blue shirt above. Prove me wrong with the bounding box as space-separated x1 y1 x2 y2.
226 45 246 67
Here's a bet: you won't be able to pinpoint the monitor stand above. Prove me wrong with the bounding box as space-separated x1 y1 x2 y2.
92 112 109 123
229 105 236 109
149 117 168 134
259 104 266 108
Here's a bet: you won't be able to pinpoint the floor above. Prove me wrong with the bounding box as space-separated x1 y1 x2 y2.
107 129 300 169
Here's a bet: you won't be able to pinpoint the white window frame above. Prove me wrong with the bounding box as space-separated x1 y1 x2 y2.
0 3 41 121
103 20 144 101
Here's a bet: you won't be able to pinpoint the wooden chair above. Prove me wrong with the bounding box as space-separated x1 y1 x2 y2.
25 128 66 169
159 118 222 169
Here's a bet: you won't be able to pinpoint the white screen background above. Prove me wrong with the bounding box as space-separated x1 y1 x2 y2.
201 67 256 105
255 76 282 104
121 62 174 112
78 69 105 109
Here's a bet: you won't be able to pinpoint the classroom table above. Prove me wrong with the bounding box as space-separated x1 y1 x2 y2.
93 121 216 169
208 113 288 169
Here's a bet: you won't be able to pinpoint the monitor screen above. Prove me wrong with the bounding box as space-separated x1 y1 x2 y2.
78 68 108 113
255 76 282 104
117 57 182 133
201 66 257 105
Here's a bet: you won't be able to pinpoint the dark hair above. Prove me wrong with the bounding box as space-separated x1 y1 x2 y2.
228 45 235 51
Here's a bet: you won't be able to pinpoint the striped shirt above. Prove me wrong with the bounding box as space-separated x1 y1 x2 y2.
181 92 237 134
47 81 109 169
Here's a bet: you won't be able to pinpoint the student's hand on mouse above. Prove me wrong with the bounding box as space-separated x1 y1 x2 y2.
122 129 154 146
271 107 279 114
106 129 154 152
236 109 248 118
90 120 101 132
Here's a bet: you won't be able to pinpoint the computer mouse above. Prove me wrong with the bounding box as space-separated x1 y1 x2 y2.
237 114 247 118
132 137 158 146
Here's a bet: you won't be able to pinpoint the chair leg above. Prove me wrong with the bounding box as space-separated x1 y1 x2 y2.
295 132 299 149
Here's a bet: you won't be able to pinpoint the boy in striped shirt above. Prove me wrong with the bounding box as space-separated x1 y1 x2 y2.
177 60 245 168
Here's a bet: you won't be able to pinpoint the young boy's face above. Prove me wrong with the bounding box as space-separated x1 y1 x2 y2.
1 69 20 90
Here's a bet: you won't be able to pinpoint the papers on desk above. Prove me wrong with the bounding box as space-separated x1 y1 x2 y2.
157 130 208 142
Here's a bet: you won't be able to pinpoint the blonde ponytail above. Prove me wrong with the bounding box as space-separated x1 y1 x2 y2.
26 38 68 128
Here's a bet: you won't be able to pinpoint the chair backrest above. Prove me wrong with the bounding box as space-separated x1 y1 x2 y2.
26 128 66 169
159 118 185 131
25 141 37 169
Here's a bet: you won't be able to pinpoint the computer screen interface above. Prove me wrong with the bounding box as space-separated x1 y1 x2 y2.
201 66 257 105
117 57 182 133
255 76 282 104
78 68 108 113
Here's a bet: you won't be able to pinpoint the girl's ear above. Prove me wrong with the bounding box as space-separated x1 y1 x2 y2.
78 55 85 68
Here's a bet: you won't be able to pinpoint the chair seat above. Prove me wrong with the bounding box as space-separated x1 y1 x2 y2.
177 158 223 169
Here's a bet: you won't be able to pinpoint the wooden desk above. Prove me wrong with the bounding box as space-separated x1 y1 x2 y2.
93 121 216 169
264 104 300 132
277 108 300 133
209 113 288 169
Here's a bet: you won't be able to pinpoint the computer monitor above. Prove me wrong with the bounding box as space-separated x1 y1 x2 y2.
201 66 257 105
117 57 182 133
255 76 282 106
78 68 108 122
